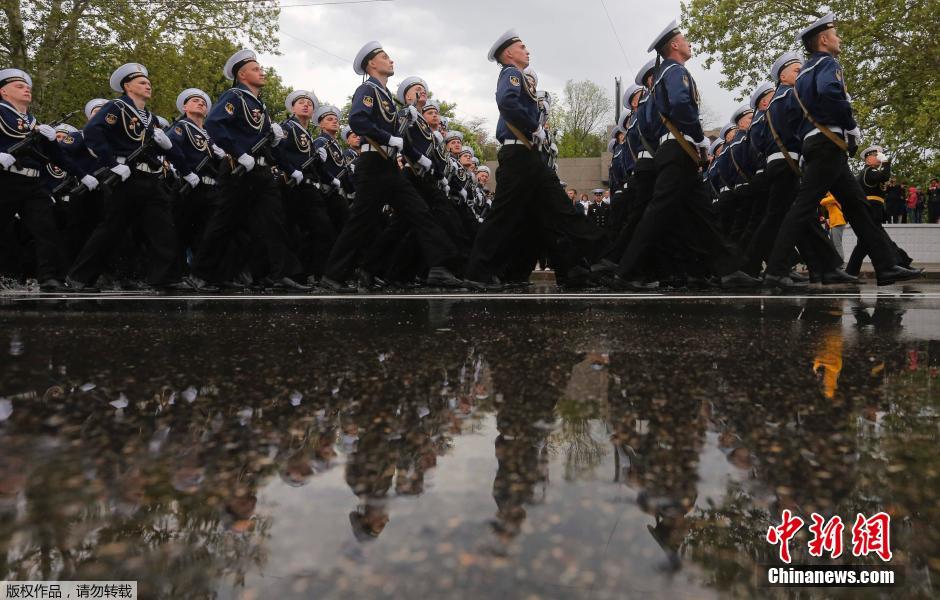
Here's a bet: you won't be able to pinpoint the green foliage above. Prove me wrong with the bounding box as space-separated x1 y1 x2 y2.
553 80 611 158
0 0 281 122
681 0 940 183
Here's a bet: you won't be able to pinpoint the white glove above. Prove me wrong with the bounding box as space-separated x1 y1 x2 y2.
407 105 419 123
270 123 285 146
846 127 861 140
533 127 546 144
152 128 173 150
317 147 327 161
417 155 433 170
37 124 56 141
388 136 404 151
876 152 889 163
291 170 303 185
80 174 99 191
184 172 200 188
211 144 226 158
0 152 15 170
459 189 467 201
349 163 356 174
110 164 131 181
444 184 450 195
550 142 559 155
237 153 255 172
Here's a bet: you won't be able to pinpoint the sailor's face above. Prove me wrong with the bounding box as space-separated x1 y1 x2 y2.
505 40 530 68
240 61 266 87
405 84 426 106
370 51 394 77
125 77 152 100
477 171 489 185
292 97 314 118
758 93 772 112
320 113 339 134
184 96 208 118
447 139 461 154
674 33 692 60
824 28 842 55
779 62 801 86
0 80 31 105
423 107 440 127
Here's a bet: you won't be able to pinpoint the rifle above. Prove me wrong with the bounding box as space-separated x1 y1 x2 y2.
284 152 319 189
69 114 184 197
230 108 283 178
176 153 213 195
8 109 79 163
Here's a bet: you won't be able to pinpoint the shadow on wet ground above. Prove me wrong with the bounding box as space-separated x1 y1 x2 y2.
1 293 939 599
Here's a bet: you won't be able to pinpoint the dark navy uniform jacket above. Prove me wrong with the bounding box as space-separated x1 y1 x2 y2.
714 147 739 188
348 76 398 150
399 112 439 170
706 156 728 194
650 59 705 143
311 132 347 183
859 163 891 200
84 95 185 171
636 89 663 155
747 109 770 169
0 101 90 176
275 116 313 174
791 52 857 138
728 129 759 182
166 117 216 176
494 64 539 143
759 85 802 157
40 162 69 195
206 83 273 159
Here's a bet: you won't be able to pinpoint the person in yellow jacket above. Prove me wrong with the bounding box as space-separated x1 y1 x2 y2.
820 192 846 265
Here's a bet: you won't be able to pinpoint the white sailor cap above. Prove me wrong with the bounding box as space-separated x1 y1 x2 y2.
0 68 31 88
314 104 342 122
592 188 604 194
459 146 475 157
176 88 212 113
224 49 258 81
607 138 617 153
55 123 78 134
559 180 568 187
634 58 658 87
440 116 450 128
719 122 737 140
341 125 354 140
477 166 491 175
354 41 384 76
444 130 463 143
110 63 148 93
709 138 724 156
84 98 108 119
770 51 803 82
396 76 428 105
749 82 775 110
731 104 754 124
648 19 681 54
285 89 319 113
617 111 630 130
488 29 522 63
797 13 836 50
522 66 538 87
622 83 644 108
422 100 440 113
472 157 480 165
861 145 883 158
156 115 169 129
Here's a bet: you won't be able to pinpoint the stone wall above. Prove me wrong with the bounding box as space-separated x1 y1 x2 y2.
842 225 940 267
483 154 611 195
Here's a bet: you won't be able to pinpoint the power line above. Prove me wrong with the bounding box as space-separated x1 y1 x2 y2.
280 0 394 8
281 30 351 64
598 0 634 75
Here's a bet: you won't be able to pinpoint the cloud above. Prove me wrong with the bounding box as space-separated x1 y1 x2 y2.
261 0 741 135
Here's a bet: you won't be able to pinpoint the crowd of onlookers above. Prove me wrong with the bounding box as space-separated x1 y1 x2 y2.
885 178 940 224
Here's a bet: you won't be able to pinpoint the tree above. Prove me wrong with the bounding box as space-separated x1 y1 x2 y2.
681 0 940 182
0 0 281 120
553 79 611 158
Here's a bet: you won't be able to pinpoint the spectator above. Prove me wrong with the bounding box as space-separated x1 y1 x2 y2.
886 178 905 223
820 192 847 265
928 179 940 224
916 186 925 223
907 185 920 223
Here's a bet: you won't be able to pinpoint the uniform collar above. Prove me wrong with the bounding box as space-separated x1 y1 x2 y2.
366 76 392 98
234 82 261 101
0 99 29 117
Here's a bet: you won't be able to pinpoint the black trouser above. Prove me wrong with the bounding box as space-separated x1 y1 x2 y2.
744 159 840 275
604 166 652 263
325 188 350 232
609 187 628 235
68 170 178 285
766 134 897 277
716 189 737 236
845 199 913 275
467 144 606 283
737 171 770 250
283 182 337 279
173 183 224 274
325 152 457 282
0 172 68 282
616 141 741 279
192 162 301 283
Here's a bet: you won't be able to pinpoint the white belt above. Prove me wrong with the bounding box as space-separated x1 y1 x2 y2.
361 143 394 155
804 126 844 141
6 165 39 178
116 156 162 173
755 169 764 175
767 151 800 163
256 156 269 167
720 187 729 193
638 151 653 159
659 132 696 145
734 183 750 190
500 139 527 146
201 176 217 186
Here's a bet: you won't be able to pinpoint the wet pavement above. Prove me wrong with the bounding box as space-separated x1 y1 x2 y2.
1 287 940 599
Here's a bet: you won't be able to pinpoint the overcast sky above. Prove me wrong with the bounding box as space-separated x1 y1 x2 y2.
260 0 742 135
